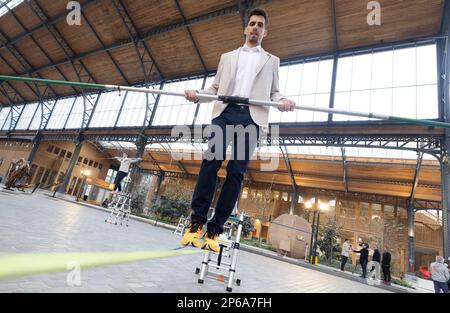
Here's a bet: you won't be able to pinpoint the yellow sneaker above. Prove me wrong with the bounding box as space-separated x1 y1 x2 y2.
201 231 220 253
180 223 203 248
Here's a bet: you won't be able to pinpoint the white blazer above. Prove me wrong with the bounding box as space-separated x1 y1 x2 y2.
198 47 285 129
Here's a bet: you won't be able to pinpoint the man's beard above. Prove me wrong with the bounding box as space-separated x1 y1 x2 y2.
248 35 259 44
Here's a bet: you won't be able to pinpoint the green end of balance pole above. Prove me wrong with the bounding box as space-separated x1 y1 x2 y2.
0 75 107 90
388 116 450 129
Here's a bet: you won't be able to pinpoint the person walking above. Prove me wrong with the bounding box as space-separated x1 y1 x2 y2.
369 247 381 281
381 247 392 285
353 243 369 278
113 153 141 193
430 256 450 293
341 239 350 272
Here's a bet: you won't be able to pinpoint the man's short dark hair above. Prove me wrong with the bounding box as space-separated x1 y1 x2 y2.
247 8 269 28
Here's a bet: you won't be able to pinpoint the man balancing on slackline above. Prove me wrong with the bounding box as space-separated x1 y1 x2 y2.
182 8 296 252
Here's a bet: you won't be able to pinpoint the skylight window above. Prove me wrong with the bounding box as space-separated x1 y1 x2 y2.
0 0 25 18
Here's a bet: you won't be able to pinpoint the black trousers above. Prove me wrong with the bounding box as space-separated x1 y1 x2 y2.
113 171 128 192
382 265 391 282
341 256 348 271
190 104 259 234
360 260 368 278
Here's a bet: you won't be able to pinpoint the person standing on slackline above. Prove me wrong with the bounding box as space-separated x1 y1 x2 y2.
182 8 296 252
113 153 141 193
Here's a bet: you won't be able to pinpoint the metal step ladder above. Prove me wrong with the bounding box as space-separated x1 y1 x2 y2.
195 211 245 292
174 215 190 236
105 192 131 227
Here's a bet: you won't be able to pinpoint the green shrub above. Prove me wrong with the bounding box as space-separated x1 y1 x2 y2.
241 215 255 237
241 238 277 252
151 197 190 224
391 277 415 289
130 188 147 214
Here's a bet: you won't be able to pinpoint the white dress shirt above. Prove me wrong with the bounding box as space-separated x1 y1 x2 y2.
342 242 350 257
231 44 263 100
116 157 139 173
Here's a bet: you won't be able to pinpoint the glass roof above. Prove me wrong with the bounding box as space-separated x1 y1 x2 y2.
0 0 24 18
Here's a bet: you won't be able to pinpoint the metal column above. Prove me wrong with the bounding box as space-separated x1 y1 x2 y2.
407 206 415 273
152 171 165 206
27 133 42 163
129 135 147 193
407 152 423 273
57 135 84 194
442 156 450 259
439 0 450 259
289 191 298 215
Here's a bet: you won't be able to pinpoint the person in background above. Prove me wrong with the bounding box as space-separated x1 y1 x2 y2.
381 247 392 285
113 153 141 193
430 256 450 293
340 238 350 272
352 243 369 278
369 247 381 281
447 257 450 291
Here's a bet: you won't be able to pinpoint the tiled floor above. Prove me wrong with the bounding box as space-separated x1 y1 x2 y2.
0 190 390 293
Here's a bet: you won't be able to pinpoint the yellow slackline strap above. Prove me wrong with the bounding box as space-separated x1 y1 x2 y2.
0 250 203 280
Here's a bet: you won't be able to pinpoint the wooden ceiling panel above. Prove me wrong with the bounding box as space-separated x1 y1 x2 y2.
262 0 334 58
30 28 67 62
39 67 76 96
149 151 176 162
180 160 204 168
159 164 182 172
0 0 444 105
0 50 20 75
123 0 180 33
418 168 441 185
6 80 35 102
53 19 103 55
415 187 441 202
348 181 410 197
336 0 443 50
248 161 289 172
290 159 343 176
147 29 203 77
182 165 199 173
251 172 291 185
82 0 130 46
110 45 160 84
13 38 49 69
0 94 10 105
82 53 123 86
57 63 85 84
35 0 70 18
10 1 45 31
0 10 24 39
140 163 160 171
178 0 235 19
0 48 26 74
297 176 345 190
190 14 243 70
348 164 415 181
257 158 284 171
